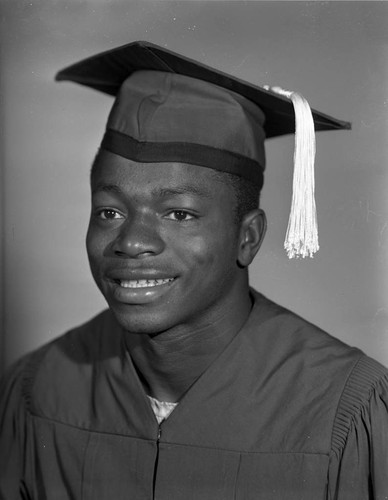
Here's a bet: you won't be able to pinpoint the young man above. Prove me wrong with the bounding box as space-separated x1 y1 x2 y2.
1 42 387 499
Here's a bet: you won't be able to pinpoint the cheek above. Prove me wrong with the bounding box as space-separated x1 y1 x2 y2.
174 227 238 270
86 220 113 252
188 239 216 266
85 225 110 268
85 227 97 260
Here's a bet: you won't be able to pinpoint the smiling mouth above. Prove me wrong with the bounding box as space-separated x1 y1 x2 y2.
118 278 175 288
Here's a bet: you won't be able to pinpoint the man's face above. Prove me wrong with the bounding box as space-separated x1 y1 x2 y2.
87 150 249 334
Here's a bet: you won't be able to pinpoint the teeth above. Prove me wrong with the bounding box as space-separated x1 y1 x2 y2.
120 278 174 288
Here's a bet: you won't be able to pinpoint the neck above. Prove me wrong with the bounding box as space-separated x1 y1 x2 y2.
125 284 253 403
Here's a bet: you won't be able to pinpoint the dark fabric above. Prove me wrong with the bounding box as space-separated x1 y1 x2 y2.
102 70 266 180
1 290 387 499
55 41 352 138
101 129 264 187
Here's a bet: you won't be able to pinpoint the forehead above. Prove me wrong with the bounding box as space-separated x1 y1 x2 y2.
91 150 235 200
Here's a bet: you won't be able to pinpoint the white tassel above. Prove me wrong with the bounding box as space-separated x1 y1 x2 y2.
264 85 318 258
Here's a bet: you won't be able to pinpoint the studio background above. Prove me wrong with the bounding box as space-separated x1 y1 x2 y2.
1 0 387 373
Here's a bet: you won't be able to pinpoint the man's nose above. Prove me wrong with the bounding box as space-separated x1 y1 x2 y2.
112 214 165 259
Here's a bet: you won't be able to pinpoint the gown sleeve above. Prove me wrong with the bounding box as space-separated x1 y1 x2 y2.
328 356 388 500
0 357 29 500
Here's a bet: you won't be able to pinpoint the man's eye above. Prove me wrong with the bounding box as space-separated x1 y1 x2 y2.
97 209 124 220
166 210 195 221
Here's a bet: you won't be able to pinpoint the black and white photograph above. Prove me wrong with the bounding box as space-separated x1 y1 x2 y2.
1 1 387 498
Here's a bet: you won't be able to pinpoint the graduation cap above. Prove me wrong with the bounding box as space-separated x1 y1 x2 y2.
56 41 351 258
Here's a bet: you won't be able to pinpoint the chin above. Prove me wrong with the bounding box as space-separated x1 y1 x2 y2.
109 305 177 335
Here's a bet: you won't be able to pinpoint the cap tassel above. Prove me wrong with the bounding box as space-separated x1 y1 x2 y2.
264 85 318 258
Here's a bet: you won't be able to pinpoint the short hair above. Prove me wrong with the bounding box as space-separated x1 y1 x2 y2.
210 171 261 224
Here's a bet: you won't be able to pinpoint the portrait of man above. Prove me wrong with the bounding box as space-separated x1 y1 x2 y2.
1 2 387 499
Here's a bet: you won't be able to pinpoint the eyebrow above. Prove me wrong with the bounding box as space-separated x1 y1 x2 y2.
151 185 212 199
91 183 212 199
91 184 124 195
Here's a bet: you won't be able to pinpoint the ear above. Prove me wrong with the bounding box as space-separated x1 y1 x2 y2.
237 209 267 268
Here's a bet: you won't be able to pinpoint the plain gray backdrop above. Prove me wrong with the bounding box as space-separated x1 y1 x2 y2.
1 0 387 372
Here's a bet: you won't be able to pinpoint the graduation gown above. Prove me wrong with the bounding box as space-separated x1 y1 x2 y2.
1 290 387 499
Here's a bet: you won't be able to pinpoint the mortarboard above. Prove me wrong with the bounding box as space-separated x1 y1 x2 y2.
56 41 351 258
